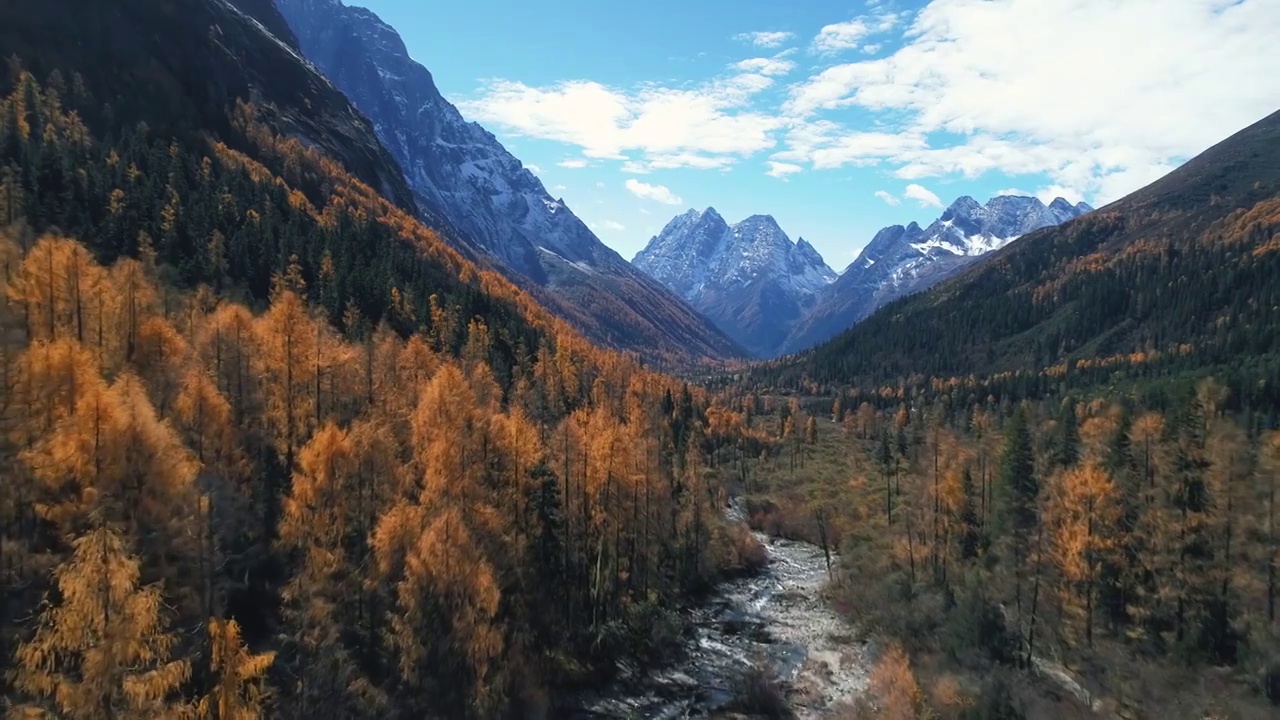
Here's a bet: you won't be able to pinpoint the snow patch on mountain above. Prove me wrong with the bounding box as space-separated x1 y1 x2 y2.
633 208 836 357
635 209 836 303
874 194 1094 293
275 0 634 281
273 0 743 360
778 194 1093 356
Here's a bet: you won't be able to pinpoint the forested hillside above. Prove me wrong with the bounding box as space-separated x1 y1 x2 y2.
760 109 1280 404
0 46 759 720
719 107 1280 717
4 0 1278 717
277 0 745 364
718 386 1280 717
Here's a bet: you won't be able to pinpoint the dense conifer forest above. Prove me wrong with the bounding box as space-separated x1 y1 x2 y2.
716 110 1280 717
4 0 1280 715
707 387 1280 717
0 64 766 717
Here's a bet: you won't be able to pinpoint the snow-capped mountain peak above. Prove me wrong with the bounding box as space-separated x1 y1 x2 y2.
275 0 743 360
907 194 1095 259
795 237 826 267
634 210 836 357
779 193 1093 356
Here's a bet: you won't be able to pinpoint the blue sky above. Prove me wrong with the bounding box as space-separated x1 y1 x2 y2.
353 0 1279 267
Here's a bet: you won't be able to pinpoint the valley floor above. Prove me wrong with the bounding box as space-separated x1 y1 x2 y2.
568 502 873 718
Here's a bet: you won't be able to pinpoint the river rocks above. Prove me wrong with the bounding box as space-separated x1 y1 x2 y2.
566 518 871 718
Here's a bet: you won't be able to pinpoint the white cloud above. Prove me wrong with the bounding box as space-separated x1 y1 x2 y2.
812 20 872 53
558 158 589 169
625 179 684 205
784 0 1280 204
772 122 928 171
904 183 942 208
993 188 1031 199
595 181 606 188
604 220 625 231
525 163 542 173
874 190 901 205
1034 185 1085 206
812 131 927 170
733 57 796 76
765 161 803 179
1093 163 1177 205
460 76 782 174
812 13 900 54
625 153 736 173
464 1 1280 207
553 184 567 191
734 31 794 48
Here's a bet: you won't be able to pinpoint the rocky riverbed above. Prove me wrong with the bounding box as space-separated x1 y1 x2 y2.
568 509 872 718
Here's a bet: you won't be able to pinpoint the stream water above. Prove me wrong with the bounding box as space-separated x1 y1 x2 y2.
568 505 873 718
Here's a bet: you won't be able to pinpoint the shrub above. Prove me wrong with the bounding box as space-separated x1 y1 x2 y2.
957 676 1025 720
728 523 769 575
728 662 792 719
623 600 684 667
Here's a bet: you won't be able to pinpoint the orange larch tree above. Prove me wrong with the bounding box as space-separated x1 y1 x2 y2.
10 525 191 719
1045 463 1123 646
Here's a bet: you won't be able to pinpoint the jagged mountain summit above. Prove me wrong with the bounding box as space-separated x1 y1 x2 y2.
634 208 836 358
778 194 1092 356
274 0 742 361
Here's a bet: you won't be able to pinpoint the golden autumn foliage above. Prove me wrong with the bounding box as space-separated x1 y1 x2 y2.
20 365 199 557
10 526 191 719
196 618 274 720
781 363 1280 715
1045 463 1121 645
0 63 766 719
868 643 926 720
0 222 731 717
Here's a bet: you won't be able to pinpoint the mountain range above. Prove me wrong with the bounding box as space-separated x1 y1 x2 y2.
767 108 1280 389
778 194 1092 355
254 0 1090 363
633 209 836 357
635 196 1090 358
274 0 741 362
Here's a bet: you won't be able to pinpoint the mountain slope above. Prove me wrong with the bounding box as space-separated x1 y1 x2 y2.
0 14 742 715
3 0 418 214
634 208 836 357
228 0 303 48
274 0 742 362
0 0 604 378
780 195 1091 355
767 109 1280 389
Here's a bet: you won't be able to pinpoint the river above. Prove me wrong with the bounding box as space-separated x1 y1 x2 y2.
568 505 873 718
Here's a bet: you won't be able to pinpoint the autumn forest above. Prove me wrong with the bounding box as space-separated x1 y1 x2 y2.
0 64 775 717
4 0 1280 714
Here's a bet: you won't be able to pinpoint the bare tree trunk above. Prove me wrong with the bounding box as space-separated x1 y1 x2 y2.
905 509 917 587
1269 473 1276 622
815 508 833 581
1026 521 1045 667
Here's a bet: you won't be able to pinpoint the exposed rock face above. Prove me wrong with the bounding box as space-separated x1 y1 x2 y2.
275 0 742 360
634 208 837 357
779 195 1092 355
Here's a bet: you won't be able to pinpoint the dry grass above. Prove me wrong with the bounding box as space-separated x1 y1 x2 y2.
720 521 769 577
